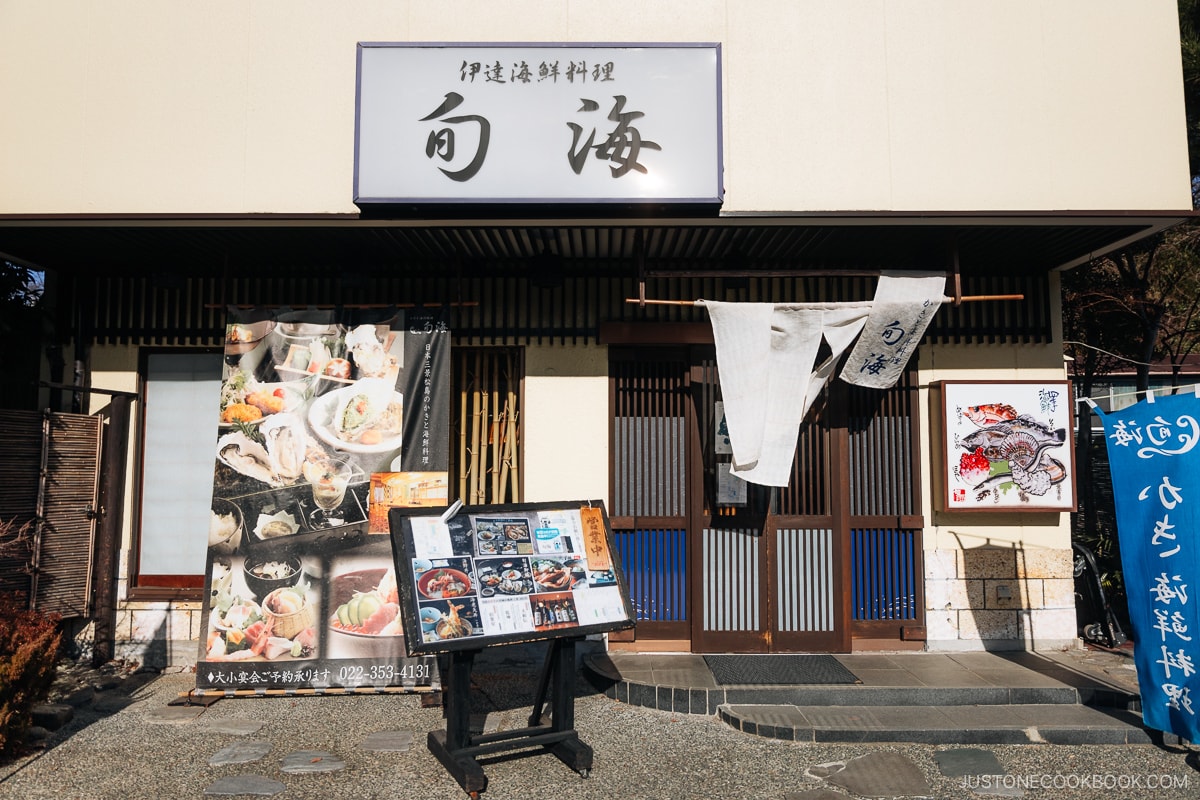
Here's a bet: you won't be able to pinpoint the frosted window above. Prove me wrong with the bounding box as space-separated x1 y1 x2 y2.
139 352 222 577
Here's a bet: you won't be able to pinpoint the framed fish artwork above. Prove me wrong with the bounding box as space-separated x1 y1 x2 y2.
937 381 1077 512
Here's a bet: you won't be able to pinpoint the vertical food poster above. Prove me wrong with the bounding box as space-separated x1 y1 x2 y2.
389 501 635 654
197 306 449 692
939 380 1076 512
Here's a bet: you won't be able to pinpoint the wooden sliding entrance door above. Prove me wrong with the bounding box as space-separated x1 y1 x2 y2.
609 343 923 652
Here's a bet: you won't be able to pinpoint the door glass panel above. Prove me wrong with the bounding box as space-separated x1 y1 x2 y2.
138 352 222 583
852 528 919 621
609 350 689 631
847 369 917 516
776 527 834 632
613 416 685 517
611 353 687 518
701 526 760 631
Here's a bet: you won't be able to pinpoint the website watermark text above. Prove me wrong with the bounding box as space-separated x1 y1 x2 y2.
962 773 1189 791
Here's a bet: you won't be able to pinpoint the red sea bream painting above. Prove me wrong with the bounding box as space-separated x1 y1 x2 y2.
940 381 1076 511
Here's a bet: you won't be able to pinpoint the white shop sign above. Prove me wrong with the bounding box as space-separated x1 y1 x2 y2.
354 43 722 206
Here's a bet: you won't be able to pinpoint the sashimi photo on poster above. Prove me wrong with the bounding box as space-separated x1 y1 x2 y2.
938 380 1076 511
197 306 449 692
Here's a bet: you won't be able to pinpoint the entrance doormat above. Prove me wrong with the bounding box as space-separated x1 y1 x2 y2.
703 654 861 685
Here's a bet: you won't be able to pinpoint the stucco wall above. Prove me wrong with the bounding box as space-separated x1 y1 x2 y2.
86 341 614 666
522 343 610 504
0 0 1189 215
21 1 1181 658
91 308 1080 661
917 271 1078 650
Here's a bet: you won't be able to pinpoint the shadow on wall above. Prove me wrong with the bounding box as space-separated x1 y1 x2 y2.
955 544 1078 652
51 614 173 670
114 611 189 670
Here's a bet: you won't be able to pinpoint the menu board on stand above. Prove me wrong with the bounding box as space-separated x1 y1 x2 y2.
195 306 449 695
388 500 634 796
389 500 634 653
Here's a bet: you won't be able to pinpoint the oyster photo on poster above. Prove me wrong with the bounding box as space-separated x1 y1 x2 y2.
198 306 449 691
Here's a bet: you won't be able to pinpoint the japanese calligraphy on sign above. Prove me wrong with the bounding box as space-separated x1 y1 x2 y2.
354 43 722 205
938 381 1076 511
1096 392 1200 742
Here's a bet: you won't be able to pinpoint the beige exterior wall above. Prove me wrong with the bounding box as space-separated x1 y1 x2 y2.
522 344 610 505
1 0 1190 216
918 271 1077 649
96 324 1084 660
18 3 1187 659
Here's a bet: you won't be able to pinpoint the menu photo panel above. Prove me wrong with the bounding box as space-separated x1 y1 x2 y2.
389 500 634 655
197 305 450 692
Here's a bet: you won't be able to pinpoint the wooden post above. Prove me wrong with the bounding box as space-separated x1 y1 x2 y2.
92 394 131 666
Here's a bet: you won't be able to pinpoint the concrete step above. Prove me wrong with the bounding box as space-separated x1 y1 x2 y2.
718 702 1151 745
583 650 1144 721
586 667 1140 718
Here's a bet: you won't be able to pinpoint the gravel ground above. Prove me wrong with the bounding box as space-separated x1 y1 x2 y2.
0 659 1197 800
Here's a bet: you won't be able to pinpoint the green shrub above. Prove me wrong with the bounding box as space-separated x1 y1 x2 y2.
0 594 61 756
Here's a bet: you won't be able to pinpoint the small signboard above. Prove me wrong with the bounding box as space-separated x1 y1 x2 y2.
389 500 634 655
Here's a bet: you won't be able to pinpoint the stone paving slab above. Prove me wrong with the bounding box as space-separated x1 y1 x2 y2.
938 704 1028 728
203 775 286 796
359 730 414 752
279 750 346 773
783 790 850 800
811 751 933 797
934 748 1026 797
195 718 265 735
718 702 1153 745
207 739 272 766
144 704 207 723
587 649 1140 715
7 652 1196 800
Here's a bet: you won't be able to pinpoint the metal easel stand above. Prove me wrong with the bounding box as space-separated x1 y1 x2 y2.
428 637 593 798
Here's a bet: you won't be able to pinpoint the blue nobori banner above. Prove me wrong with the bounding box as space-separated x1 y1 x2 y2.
1095 392 1200 741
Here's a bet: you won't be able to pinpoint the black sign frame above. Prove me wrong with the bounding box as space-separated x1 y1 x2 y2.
389 500 634 655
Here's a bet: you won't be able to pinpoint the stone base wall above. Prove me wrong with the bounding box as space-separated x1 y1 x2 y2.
102 550 1081 662
924 547 1080 652
114 602 204 669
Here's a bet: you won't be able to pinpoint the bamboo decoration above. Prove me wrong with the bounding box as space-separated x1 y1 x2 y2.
490 355 501 501
458 355 469 500
497 350 519 500
482 360 490 504
469 351 484 504
454 348 522 506
624 294 1023 307
491 408 504 501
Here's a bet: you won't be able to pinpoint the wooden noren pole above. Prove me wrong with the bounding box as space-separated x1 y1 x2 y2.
623 294 1023 307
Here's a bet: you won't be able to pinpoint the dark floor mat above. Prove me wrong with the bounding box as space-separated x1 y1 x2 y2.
703 654 861 685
